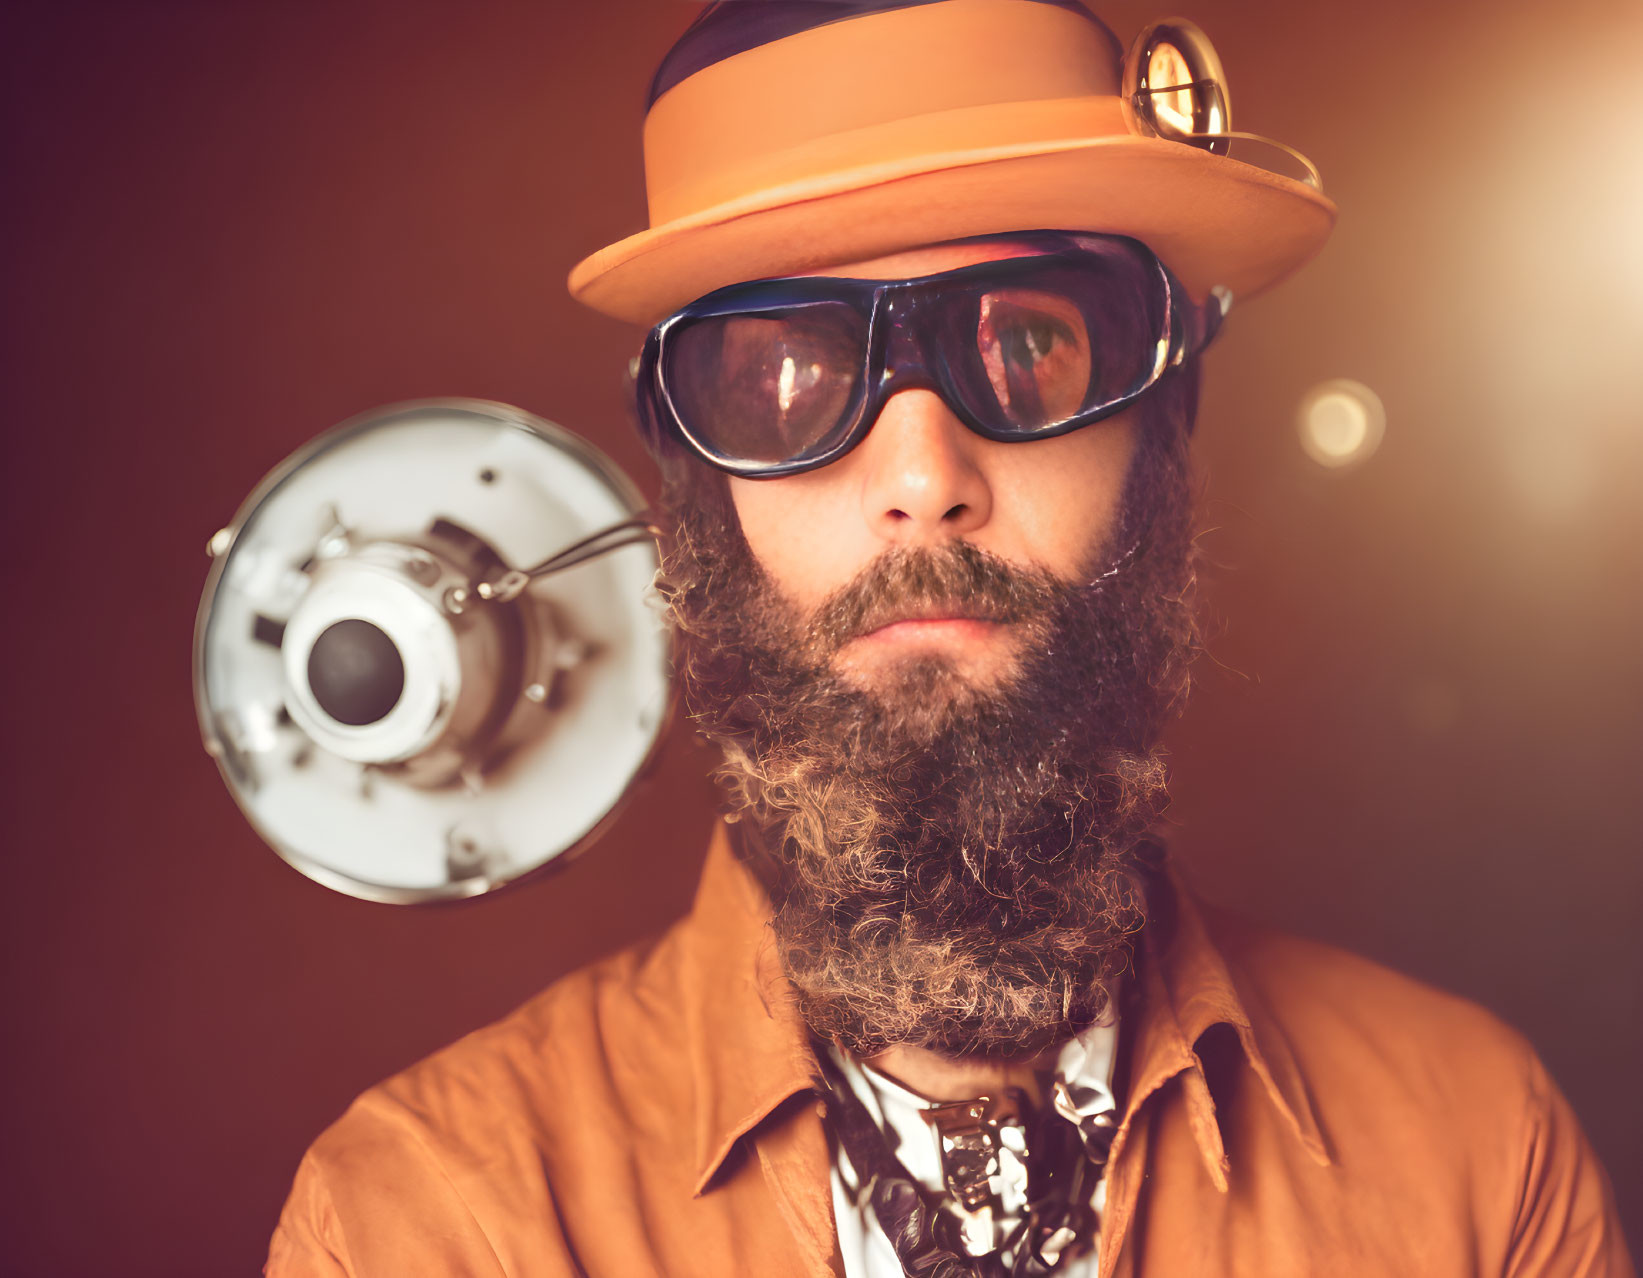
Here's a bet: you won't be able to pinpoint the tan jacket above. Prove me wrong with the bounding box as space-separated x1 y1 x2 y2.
268 824 1633 1276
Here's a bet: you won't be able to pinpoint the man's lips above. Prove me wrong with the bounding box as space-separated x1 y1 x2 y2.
851 613 1008 645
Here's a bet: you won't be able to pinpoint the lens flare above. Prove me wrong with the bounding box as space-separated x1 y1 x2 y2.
1297 378 1385 469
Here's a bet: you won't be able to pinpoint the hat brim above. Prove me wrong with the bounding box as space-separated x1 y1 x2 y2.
568 133 1336 327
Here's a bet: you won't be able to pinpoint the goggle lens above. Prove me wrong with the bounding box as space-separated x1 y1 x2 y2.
665 302 867 466
976 286 1094 428
964 255 1165 432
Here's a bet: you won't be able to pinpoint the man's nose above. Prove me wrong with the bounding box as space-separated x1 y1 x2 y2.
856 388 992 542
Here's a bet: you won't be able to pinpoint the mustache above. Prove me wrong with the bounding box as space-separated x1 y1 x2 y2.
802 541 1063 657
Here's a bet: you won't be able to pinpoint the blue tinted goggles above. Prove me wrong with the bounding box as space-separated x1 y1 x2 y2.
634 232 1225 479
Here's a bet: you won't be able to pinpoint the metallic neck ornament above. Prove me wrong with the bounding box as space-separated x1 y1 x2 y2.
921 1091 1033 1258
818 1050 1119 1277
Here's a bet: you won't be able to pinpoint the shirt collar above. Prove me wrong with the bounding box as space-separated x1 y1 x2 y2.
1119 864 1332 1188
679 821 820 1195
678 822 1330 1194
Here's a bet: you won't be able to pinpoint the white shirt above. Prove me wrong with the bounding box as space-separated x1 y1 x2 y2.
827 1020 1120 1277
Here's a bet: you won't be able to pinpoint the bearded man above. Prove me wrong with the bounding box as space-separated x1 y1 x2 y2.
267 2 1633 1275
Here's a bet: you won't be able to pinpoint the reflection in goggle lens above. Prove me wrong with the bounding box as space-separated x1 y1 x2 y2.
668 303 865 463
976 288 1092 428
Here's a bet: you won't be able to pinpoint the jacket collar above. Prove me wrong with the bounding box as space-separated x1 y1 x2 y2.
679 822 1330 1194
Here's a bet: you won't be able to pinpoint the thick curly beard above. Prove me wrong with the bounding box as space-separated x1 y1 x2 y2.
655 399 1200 1059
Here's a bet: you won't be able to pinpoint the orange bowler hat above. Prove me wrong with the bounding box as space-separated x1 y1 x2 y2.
567 0 1336 327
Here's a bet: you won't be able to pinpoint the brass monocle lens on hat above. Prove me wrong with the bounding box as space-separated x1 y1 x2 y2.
1122 16 1323 189
1121 17 1231 154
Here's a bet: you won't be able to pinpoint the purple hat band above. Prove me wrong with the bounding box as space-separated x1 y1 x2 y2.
646 0 1116 109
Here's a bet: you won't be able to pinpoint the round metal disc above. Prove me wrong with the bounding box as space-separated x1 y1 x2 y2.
1123 18 1232 156
193 399 671 902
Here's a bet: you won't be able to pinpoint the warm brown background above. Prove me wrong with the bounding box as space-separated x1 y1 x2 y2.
2 1 1638 1273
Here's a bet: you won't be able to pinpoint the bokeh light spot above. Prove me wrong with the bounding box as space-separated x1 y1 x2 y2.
1297 378 1386 469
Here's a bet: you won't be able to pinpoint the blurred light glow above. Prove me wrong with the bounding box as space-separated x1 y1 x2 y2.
1297 378 1386 469
1504 428 1597 522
